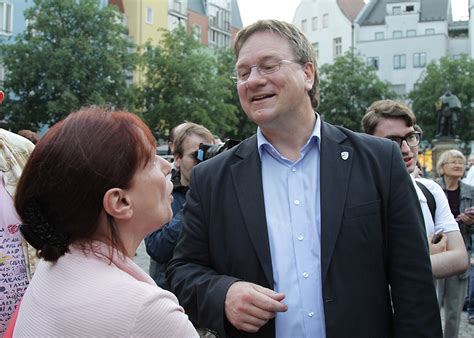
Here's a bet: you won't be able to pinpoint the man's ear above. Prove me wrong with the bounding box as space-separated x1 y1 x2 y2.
103 188 133 220
173 154 181 168
303 62 315 91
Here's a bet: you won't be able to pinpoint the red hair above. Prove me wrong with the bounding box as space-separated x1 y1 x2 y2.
15 107 156 261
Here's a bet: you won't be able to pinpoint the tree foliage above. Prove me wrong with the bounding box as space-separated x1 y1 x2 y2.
140 27 238 138
0 0 136 130
409 54 474 142
319 51 395 132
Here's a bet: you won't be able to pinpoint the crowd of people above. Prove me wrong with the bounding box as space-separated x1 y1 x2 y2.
0 19 473 337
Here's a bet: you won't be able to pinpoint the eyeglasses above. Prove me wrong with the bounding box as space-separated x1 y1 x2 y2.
386 131 421 148
232 59 297 84
444 160 465 166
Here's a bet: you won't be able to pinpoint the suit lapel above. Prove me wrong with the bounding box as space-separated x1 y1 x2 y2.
320 122 353 281
231 136 273 287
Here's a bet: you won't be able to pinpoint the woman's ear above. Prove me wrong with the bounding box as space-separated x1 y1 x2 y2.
103 188 133 220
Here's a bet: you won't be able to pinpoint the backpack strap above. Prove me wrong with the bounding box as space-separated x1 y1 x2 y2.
415 181 437 222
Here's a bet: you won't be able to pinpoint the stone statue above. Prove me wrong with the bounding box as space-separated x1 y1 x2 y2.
435 91 462 139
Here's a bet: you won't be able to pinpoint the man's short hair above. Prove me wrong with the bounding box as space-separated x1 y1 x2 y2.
362 100 416 135
436 149 466 176
173 122 214 158
17 129 39 144
233 19 320 109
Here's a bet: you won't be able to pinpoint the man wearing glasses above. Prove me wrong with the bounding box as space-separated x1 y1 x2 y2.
169 20 441 337
362 100 468 279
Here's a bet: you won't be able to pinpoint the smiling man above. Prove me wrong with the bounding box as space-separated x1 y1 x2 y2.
168 20 441 337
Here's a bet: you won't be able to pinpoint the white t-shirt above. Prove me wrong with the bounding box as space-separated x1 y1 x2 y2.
412 176 459 236
463 166 474 186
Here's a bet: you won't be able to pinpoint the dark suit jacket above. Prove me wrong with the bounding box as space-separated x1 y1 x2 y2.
168 121 442 338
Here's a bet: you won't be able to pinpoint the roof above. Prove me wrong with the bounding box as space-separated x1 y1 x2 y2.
357 0 450 26
230 0 243 28
337 0 365 22
419 0 449 22
188 0 206 15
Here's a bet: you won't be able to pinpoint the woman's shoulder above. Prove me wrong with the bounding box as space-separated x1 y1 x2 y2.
130 286 198 337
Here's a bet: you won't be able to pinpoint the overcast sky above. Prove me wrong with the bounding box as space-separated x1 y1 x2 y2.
237 0 469 27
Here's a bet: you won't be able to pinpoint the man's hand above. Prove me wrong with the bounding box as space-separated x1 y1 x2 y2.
428 232 447 255
224 281 288 333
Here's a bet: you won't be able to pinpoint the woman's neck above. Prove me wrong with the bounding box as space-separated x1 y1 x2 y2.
444 175 460 191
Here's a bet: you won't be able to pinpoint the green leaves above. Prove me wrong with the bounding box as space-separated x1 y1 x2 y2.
139 27 239 138
1 0 136 130
410 54 474 142
319 51 396 132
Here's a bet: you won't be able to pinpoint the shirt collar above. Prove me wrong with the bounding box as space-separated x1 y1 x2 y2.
257 112 321 159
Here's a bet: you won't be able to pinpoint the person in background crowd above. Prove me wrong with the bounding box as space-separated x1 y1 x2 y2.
17 130 39 145
167 19 441 337
148 122 187 277
0 129 36 335
10 107 197 337
435 149 474 338
167 123 187 156
362 100 467 279
463 154 474 186
145 122 214 289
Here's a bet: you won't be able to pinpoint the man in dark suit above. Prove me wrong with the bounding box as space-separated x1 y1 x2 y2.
167 20 442 337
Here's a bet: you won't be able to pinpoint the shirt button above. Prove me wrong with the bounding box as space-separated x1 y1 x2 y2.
297 235 304 241
294 199 300 205
291 167 296 172
303 272 309 278
308 311 314 317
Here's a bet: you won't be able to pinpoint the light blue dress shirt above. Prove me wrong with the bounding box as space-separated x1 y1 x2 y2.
257 114 325 338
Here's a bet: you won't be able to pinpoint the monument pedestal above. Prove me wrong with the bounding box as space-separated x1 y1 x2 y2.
432 137 462 174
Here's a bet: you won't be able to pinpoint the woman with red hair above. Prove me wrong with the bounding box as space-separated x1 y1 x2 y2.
10 107 197 337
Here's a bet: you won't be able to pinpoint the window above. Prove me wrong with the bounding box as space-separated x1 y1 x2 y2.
367 57 379 70
392 6 401 15
393 30 402 38
390 84 406 96
0 2 13 35
375 32 384 40
333 37 342 58
208 29 231 48
406 29 416 37
146 7 153 24
413 52 426 68
312 42 319 60
173 0 183 13
323 14 328 28
393 54 406 69
193 24 201 42
425 28 435 35
406 5 414 12
301 19 307 32
312 16 317 31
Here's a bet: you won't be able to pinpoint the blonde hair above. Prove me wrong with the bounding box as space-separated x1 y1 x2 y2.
436 149 466 176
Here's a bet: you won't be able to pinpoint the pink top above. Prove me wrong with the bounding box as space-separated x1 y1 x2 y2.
0 171 28 335
14 241 198 337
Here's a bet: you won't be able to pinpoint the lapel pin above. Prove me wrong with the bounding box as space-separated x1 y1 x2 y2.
341 151 349 160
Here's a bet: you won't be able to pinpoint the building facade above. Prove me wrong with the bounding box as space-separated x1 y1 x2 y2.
356 0 469 97
0 0 33 85
185 0 242 48
292 0 365 66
